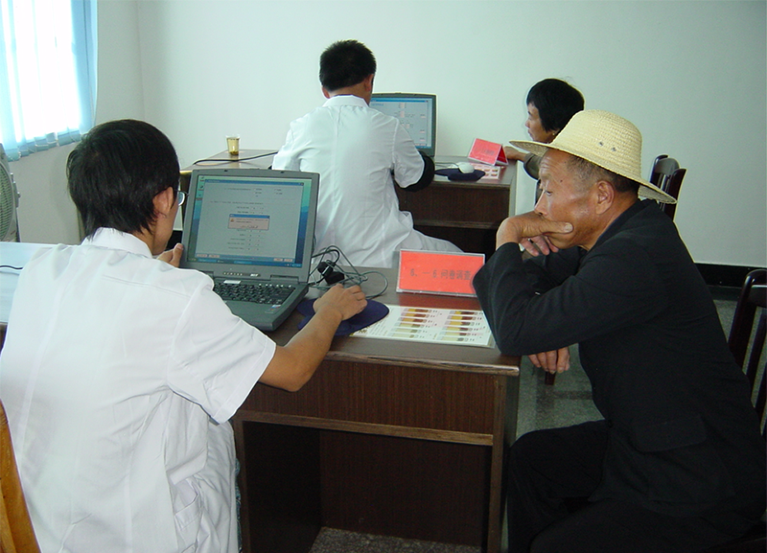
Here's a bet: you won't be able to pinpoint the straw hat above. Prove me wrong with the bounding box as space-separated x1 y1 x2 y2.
510 110 676 204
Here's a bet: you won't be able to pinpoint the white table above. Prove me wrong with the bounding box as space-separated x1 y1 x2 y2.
1 242 49 326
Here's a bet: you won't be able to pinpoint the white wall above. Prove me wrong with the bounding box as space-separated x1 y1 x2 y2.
9 144 80 245
11 0 767 269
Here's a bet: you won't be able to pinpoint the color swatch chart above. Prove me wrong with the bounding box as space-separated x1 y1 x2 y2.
352 305 494 348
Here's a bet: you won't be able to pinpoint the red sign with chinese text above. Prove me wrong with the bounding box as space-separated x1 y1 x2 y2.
397 250 486 296
468 138 508 166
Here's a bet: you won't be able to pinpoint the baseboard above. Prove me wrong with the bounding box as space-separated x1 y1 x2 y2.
696 263 762 289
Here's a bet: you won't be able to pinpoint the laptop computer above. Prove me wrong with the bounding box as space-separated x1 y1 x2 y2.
181 168 319 331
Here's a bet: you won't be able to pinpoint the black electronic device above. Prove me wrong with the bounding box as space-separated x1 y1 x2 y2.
317 260 345 284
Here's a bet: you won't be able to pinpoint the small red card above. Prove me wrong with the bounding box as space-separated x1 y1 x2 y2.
468 138 508 166
397 250 486 296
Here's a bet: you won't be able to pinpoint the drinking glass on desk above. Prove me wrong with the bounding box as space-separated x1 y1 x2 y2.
226 135 240 156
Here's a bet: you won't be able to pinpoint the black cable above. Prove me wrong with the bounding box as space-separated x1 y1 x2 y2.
0 265 23 270
310 246 388 299
191 151 278 165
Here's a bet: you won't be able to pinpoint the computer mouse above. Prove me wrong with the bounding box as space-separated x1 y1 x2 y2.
456 162 475 174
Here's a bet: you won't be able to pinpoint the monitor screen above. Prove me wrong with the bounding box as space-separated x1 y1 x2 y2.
369 93 436 157
183 169 317 271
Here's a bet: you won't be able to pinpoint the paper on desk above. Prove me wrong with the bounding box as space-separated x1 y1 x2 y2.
471 163 501 180
351 305 495 348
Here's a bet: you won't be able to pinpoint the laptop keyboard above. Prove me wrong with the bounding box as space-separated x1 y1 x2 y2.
215 282 295 305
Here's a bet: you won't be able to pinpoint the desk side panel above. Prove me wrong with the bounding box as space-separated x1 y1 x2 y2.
396 184 510 229
320 431 490 546
238 423 322 553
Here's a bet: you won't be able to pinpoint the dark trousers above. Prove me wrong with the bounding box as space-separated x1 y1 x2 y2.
507 421 744 553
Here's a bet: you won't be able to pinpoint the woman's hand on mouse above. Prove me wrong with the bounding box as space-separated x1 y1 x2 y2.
313 284 367 321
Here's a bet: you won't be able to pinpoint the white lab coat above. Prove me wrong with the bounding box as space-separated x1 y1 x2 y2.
0 228 275 553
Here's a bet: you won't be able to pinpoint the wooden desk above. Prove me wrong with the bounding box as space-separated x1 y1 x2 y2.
179 149 276 194
234 271 519 553
182 152 516 258
0 243 521 552
396 157 517 258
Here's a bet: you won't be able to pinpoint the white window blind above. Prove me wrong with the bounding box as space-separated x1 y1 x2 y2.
0 0 97 160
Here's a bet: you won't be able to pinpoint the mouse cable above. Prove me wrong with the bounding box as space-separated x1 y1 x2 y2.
310 246 388 299
0 264 23 270
191 151 279 165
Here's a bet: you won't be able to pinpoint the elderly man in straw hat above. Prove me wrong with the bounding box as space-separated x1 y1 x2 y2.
473 110 765 552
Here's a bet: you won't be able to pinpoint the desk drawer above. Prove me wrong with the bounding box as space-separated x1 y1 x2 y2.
240 361 500 439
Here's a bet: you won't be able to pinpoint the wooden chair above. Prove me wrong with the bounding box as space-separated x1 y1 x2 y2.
0 400 40 553
727 268 766 436
648 154 687 221
703 269 767 552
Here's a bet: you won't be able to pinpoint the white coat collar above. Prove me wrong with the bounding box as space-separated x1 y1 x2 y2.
323 95 368 108
84 228 153 258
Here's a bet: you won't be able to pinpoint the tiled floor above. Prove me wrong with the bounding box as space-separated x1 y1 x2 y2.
308 291 740 553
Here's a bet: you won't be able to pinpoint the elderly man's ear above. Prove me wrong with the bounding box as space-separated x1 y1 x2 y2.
594 180 616 215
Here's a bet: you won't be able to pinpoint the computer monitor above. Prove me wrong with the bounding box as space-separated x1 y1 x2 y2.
369 93 436 157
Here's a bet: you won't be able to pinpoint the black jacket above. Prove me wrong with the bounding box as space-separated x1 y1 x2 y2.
474 200 765 518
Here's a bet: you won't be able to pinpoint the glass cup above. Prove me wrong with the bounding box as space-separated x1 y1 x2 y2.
226 135 240 156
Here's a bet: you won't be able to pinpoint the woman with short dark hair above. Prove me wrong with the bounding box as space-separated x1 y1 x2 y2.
505 78 584 181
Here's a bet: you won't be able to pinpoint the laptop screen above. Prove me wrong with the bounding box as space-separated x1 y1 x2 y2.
182 168 318 278
369 93 436 157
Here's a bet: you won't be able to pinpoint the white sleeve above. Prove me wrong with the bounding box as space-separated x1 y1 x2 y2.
168 284 276 423
272 124 301 171
391 122 426 188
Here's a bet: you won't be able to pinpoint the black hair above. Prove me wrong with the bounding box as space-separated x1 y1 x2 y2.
67 119 179 238
319 39 377 92
526 79 585 133
566 155 640 196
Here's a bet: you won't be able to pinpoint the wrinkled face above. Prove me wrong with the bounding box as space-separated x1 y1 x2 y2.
525 103 558 143
535 150 601 250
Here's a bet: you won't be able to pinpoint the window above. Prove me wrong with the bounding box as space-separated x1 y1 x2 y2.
0 0 97 161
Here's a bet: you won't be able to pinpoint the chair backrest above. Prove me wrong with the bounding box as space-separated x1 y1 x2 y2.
727 269 767 438
648 154 687 221
0 401 41 553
